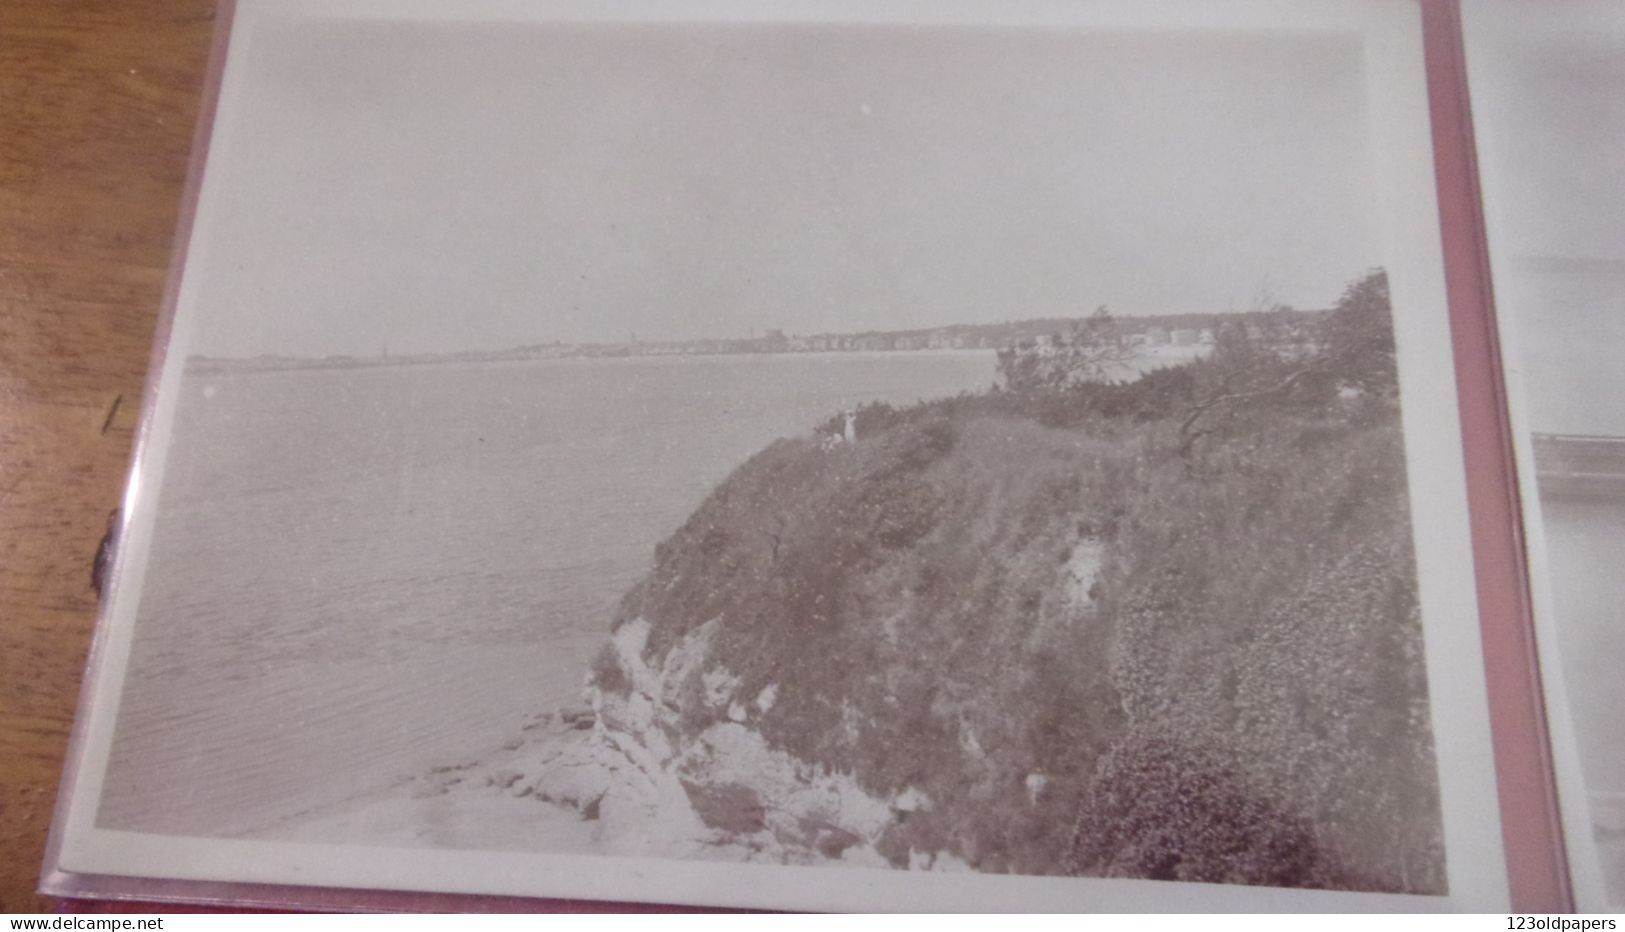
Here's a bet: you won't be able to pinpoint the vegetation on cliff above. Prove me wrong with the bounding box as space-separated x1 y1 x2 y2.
589 271 1444 890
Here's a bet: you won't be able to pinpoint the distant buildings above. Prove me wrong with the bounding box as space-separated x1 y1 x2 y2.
522 312 1292 363
197 315 1271 379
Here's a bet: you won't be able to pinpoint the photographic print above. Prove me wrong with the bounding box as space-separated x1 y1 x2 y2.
51 0 1511 912
1465 0 1625 909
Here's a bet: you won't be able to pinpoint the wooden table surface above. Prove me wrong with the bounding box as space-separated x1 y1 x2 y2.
0 0 215 912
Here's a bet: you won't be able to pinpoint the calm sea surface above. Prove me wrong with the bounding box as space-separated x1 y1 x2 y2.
99 351 997 836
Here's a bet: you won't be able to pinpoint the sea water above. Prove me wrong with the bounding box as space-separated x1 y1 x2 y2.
97 351 997 837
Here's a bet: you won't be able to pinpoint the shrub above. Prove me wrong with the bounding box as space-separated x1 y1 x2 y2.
595 268 1441 887
1071 731 1327 887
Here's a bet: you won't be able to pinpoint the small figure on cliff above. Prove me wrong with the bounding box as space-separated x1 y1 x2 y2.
819 408 858 451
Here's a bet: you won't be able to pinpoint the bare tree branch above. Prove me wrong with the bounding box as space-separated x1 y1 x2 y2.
1176 365 1318 457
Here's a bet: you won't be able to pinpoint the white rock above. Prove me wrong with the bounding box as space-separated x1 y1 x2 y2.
1024 772 1049 804
678 722 893 846
702 666 741 708
528 741 615 812
1065 537 1105 608
658 618 720 708
610 619 657 695
893 786 931 813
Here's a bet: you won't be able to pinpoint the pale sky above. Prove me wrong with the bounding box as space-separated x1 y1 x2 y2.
194 18 1381 357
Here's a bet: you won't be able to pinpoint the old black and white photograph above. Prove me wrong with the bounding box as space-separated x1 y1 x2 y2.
54 0 1510 912
1466 0 1625 909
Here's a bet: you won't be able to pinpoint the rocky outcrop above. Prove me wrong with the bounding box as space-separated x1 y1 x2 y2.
524 325 1444 887
524 616 904 866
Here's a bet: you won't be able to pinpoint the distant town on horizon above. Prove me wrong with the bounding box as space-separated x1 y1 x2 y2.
188 306 1332 375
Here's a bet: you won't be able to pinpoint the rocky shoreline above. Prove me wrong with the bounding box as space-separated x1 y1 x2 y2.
261 622 951 869
267 275 1445 888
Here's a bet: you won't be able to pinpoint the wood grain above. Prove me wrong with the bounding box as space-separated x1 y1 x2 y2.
0 0 214 912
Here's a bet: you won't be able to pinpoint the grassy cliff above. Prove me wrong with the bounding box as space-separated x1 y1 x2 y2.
589 272 1445 890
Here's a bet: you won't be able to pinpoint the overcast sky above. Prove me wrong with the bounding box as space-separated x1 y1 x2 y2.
193 18 1382 357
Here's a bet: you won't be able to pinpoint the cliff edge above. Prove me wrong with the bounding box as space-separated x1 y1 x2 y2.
534 272 1445 891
